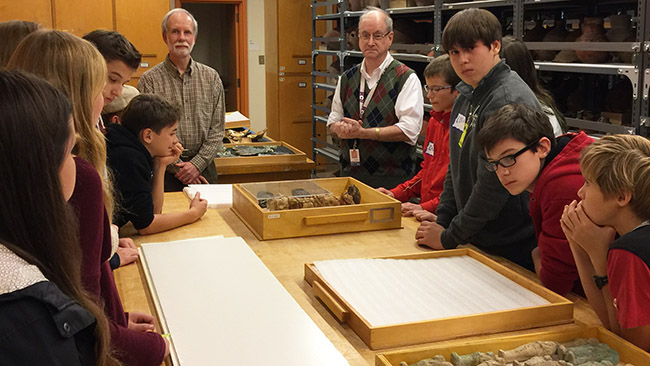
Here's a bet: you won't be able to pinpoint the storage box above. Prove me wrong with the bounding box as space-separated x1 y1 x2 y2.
376 325 650 366
215 141 314 184
232 177 401 240
304 249 574 350
225 111 250 129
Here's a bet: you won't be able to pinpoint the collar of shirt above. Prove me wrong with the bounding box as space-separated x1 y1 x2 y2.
360 52 393 90
163 54 194 77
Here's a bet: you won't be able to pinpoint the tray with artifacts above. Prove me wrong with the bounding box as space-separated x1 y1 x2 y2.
304 249 574 350
215 141 306 169
232 177 401 240
376 325 650 366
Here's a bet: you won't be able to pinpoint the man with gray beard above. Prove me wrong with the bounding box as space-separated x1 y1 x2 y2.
139 8 225 191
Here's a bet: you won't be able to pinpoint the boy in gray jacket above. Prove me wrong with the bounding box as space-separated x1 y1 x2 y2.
416 8 540 270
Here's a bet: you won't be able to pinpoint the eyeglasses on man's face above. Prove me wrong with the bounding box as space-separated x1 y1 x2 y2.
424 85 453 94
484 139 539 172
358 31 392 42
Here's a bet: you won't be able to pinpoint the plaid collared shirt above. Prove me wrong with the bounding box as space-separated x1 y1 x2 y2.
139 55 225 173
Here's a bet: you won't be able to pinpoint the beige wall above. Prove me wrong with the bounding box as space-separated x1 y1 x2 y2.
247 0 266 132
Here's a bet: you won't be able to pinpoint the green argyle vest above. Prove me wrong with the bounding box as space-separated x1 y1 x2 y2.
339 59 417 188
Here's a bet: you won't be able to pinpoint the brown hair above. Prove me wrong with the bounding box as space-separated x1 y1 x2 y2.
501 36 567 133
442 8 501 52
580 134 650 220
7 30 114 217
477 103 555 154
0 70 119 366
423 54 461 88
0 20 41 68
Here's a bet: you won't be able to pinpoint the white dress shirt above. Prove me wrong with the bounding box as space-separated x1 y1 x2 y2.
327 53 423 146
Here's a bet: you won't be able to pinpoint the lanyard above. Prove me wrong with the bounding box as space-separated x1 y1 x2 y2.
359 76 377 120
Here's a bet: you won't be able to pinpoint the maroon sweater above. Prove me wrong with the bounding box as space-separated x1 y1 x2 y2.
68 157 165 366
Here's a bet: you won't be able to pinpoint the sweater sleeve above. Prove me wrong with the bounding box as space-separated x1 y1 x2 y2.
109 321 166 366
390 165 423 202
110 150 155 230
419 196 440 213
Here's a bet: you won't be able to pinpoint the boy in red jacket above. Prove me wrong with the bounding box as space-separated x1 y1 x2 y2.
477 104 593 295
377 54 459 217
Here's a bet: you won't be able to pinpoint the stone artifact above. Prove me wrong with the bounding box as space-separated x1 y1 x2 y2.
559 342 619 365
553 29 582 63
451 351 500 366
402 338 630 366
606 14 634 63
499 342 558 363
537 20 568 61
256 191 275 208
262 184 361 210
575 17 609 64
401 355 453 366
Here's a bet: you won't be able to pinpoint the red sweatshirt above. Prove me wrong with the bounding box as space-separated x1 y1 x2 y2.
69 157 166 366
390 110 450 212
530 132 594 295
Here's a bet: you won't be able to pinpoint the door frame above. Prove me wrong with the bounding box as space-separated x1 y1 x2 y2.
176 0 249 116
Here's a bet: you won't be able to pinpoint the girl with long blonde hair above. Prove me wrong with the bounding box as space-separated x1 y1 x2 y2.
8 30 169 365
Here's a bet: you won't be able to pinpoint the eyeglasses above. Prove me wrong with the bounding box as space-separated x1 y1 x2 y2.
424 85 453 93
484 140 539 172
359 31 392 42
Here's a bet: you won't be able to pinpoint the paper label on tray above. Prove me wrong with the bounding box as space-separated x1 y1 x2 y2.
267 214 280 219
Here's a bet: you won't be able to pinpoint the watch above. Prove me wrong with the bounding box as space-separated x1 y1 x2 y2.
593 275 608 289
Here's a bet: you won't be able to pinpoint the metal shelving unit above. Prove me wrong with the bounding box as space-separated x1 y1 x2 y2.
311 0 650 167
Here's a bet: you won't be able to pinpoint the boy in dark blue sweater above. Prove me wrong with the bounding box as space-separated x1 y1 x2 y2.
107 94 207 234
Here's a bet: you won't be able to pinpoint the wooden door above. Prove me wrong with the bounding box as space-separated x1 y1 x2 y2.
278 75 312 154
277 0 311 74
114 0 170 85
54 0 113 36
0 0 53 27
178 0 248 116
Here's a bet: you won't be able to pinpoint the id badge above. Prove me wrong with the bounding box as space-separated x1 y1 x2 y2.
349 148 361 166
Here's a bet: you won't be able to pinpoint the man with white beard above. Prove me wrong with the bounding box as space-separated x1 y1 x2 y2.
139 8 225 190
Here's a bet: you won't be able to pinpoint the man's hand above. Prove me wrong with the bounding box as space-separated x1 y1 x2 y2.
128 311 155 332
330 118 362 139
175 161 201 184
188 175 209 185
415 220 445 249
413 209 436 222
401 202 423 217
155 141 184 168
117 238 139 267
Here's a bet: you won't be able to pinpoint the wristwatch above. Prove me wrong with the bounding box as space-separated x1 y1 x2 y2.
593 275 608 289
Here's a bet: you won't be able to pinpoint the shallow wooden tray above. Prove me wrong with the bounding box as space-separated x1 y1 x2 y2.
376 325 650 366
214 141 306 170
304 249 574 350
232 177 402 240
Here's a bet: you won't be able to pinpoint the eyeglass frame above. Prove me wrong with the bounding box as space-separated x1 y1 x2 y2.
484 139 540 172
424 85 453 94
358 31 392 42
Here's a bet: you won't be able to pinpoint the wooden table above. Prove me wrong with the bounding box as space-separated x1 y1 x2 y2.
114 192 600 366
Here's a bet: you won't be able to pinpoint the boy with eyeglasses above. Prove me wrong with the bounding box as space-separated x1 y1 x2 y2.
377 55 459 217
416 8 544 271
328 6 423 188
476 103 593 294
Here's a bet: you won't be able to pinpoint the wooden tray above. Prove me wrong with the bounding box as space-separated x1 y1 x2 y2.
214 141 307 170
232 177 401 240
376 325 650 366
304 249 574 350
